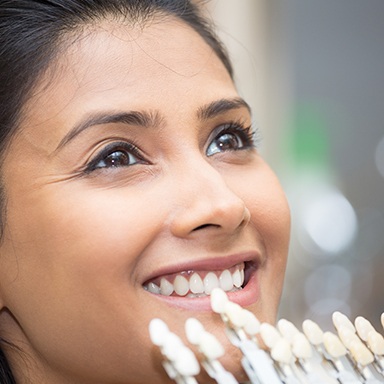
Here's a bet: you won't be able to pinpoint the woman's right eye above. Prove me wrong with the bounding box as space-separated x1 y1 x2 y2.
85 142 144 173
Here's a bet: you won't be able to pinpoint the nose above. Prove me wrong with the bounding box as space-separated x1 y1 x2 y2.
169 158 251 238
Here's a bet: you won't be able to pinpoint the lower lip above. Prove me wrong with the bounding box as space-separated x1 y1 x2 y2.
145 269 259 311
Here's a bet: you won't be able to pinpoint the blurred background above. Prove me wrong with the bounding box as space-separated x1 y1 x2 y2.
207 0 384 330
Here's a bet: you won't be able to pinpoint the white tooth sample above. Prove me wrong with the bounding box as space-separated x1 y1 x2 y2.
224 301 247 328
292 333 312 360
163 333 185 360
174 346 200 376
149 318 170 346
185 318 205 345
302 319 324 346
160 278 173 296
203 272 219 294
349 339 374 366
367 330 384 355
219 269 233 291
242 309 260 337
189 273 204 294
232 269 242 288
323 332 347 358
260 323 281 349
271 338 292 364
277 319 300 344
147 282 160 294
337 326 360 349
381 313 384 330
174 275 189 296
199 331 225 360
210 288 228 314
332 311 355 333
354 316 375 342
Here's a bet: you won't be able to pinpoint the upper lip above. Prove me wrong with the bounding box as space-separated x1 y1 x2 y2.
141 251 261 286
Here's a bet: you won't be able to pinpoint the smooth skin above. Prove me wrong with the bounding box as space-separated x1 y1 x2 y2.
0 17 290 384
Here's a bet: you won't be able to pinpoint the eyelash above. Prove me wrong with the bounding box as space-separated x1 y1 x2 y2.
84 141 144 173
209 121 257 151
83 121 259 173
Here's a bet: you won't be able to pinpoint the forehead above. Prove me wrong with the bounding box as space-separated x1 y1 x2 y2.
23 17 234 128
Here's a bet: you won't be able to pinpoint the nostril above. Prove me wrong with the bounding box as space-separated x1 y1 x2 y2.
193 223 219 231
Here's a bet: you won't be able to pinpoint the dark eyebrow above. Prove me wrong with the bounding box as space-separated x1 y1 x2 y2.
55 98 250 152
197 97 251 120
55 110 163 151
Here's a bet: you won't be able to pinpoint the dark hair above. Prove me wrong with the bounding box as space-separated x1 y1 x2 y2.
0 0 232 381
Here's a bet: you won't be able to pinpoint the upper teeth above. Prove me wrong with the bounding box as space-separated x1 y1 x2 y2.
144 266 245 297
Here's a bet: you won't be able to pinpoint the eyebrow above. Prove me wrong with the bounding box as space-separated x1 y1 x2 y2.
197 97 251 120
55 97 251 151
55 110 163 151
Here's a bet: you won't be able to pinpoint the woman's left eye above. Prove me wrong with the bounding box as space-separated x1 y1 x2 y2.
85 142 144 173
206 123 255 157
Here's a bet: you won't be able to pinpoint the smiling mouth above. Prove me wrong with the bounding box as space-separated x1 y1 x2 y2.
143 262 252 298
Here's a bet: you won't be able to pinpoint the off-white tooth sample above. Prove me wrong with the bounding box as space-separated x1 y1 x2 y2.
243 309 260 336
204 272 219 294
149 318 169 346
332 311 355 332
355 316 375 342
260 323 281 349
189 273 204 294
174 346 200 376
219 269 233 291
323 332 347 358
277 319 300 344
210 288 228 314
302 319 324 346
160 278 173 296
292 333 312 359
174 275 189 296
199 331 225 360
381 313 384 330
271 338 292 364
240 268 245 285
147 282 160 294
349 339 374 366
185 318 205 345
224 301 247 328
337 326 360 349
367 330 384 355
232 269 242 288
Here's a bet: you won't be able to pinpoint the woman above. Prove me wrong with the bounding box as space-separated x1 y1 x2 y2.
0 0 290 383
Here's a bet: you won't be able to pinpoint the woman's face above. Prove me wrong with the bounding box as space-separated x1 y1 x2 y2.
0 18 290 384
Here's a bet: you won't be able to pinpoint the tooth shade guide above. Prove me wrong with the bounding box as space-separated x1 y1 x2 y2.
185 318 205 346
302 319 324 346
150 289 384 384
259 323 282 349
210 287 229 314
337 326 361 349
277 318 300 343
332 311 356 333
354 316 375 342
367 330 384 355
321 332 348 359
291 333 312 360
148 318 170 346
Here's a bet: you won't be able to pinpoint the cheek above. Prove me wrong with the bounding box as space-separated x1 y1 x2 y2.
236 163 291 245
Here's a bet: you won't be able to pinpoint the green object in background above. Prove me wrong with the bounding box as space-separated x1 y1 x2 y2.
288 104 330 171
